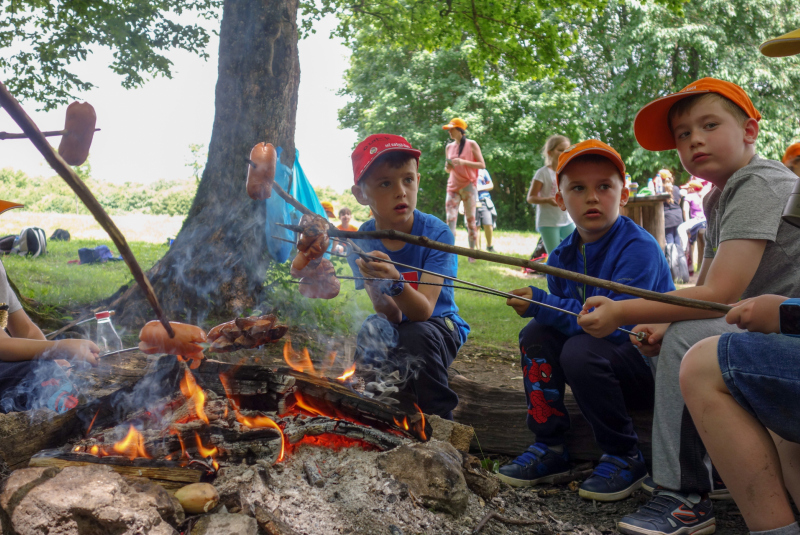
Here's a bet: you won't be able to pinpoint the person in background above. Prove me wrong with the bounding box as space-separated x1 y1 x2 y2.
661 170 684 252
337 207 358 232
527 135 575 255
784 142 800 177
321 201 336 220
476 168 497 252
443 118 486 260
677 179 706 251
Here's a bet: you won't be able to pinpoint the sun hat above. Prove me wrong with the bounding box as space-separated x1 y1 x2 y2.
442 118 467 131
783 143 800 165
351 134 421 185
556 139 626 189
685 180 704 191
634 78 761 152
0 200 23 216
320 201 335 218
760 28 800 57
658 169 673 179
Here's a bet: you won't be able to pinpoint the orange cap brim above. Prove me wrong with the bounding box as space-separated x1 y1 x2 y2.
556 147 626 187
442 124 456 130
0 200 23 216
633 91 710 152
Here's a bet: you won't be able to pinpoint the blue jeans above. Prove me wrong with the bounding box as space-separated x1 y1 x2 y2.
718 332 800 443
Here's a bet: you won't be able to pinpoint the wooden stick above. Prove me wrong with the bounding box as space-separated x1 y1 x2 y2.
0 127 100 140
324 227 732 314
0 82 174 337
473 511 546 534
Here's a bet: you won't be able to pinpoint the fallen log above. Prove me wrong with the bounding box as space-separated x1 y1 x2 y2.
449 373 652 463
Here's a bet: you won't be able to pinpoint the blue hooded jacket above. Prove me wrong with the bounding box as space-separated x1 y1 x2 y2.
524 215 675 345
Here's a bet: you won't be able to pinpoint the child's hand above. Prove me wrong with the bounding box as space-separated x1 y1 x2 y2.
506 287 533 316
577 296 623 338
726 294 786 334
630 323 669 357
355 251 402 284
53 339 100 366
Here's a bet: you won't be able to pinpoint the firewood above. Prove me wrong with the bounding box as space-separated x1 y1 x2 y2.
251 504 301 535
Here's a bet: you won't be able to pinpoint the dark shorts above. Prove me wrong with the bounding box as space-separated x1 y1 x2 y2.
718 332 800 443
476 198 496 227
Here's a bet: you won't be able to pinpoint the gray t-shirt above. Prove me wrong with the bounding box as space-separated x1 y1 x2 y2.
0 259 22 314
704 154 800 299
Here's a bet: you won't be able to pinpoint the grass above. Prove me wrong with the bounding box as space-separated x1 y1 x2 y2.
0 211 184 243
2 223 546 349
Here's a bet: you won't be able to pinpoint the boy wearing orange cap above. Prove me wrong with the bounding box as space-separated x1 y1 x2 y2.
784 142 800 177
347 134 469 419
577 78 800 535
0 200 100 414
497 140 674 501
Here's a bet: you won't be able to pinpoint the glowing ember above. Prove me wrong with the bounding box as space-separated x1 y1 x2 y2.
73 446 80 452
113 425 151 460
90 445 99 455
337 363 356 381
283 340 318 376
179 369 209 424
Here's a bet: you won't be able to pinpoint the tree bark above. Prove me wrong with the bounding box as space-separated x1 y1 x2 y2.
114 0 300 327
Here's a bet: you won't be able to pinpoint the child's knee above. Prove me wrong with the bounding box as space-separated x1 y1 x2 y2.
679 335 722 398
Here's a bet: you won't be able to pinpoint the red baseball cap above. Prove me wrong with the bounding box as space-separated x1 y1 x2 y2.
634 78 761 152
556 139 626 189
351 134 421 185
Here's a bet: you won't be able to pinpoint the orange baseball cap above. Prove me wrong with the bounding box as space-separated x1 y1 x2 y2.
0 200 23 216
556 139 626 188
320 201 335 217
760 28 800 57
634 78 761 152
442 118 467 130
784 143 800 165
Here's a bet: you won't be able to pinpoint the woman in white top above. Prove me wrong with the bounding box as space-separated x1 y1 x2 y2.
527 135 575 254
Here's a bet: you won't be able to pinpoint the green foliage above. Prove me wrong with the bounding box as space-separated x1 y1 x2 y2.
339 0 800 228
0 1 222 110
314 186 371 222
0 167 197 216
186 143 207 184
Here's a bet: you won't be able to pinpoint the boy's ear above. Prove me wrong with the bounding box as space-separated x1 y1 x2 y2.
555 190 566 211
619 180 630 207
743 118 759 145
351 184 370 206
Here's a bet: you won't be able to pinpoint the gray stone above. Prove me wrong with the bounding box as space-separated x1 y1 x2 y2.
460 453 500 500
0 465 177 535
124 476 185 527
377 440 469 516
190 512 258 535
427 414 473 452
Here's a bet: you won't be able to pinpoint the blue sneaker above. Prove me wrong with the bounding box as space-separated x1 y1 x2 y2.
579 451 648 501
617 489 715 535
496 443 570 487
642 476 732 501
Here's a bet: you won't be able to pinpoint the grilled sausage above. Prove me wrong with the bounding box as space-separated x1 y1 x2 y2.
58 102 97 166
246 142 277 200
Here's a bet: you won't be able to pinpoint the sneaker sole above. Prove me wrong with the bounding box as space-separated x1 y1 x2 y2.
496 469 571 488
579 474 648 502
617 517 716 535
640 482 731 501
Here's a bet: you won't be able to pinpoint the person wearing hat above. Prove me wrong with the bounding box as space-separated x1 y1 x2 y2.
497 140 674 502
576 78 800 535
347 134 469 419
676 179 706 255
783 142 800 177
0 200 100 414
320 201 336 220
442 118 485 257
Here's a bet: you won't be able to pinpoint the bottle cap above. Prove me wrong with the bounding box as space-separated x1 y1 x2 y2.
95 311 111 320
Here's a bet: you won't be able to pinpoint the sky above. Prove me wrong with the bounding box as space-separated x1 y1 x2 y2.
0 15 358 193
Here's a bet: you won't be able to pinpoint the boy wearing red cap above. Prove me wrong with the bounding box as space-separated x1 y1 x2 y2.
0 200 99 414
497 140 674 501
577 78 800 535
347 134 469 419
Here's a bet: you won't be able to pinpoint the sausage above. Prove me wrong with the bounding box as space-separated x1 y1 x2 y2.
291 254 321 279
58 102 97 166
207 320 235 342
299 258 340 299
246 142 277 200
297 214 330 261
206 314 286 352
138 321 207 359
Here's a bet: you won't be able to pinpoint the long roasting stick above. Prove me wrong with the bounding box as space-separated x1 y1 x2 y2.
270 172 729 315
0 82 174 337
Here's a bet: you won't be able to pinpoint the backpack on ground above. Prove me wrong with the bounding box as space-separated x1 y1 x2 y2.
665 242 689 284
17 227 47 258
78 245 120 264
50 229 71 241
0 235 16 255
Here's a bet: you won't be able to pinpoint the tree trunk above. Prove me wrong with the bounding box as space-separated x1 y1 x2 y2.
114 0 300 327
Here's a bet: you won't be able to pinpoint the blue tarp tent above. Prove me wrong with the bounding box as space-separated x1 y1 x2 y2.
264 148 328 263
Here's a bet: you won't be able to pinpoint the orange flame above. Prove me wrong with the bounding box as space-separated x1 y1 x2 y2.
170 427 190 459
194 433 219 470
85 409 100 436
283 340 318 376
90 445 99 455
293 391 327 417
113 425 151 460
414 403 427 441
392 416 409 431
180 369 209 424
337 363 356 381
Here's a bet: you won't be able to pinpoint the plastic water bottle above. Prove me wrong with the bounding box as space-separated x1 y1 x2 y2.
647 177 654 193
654 175 663 194
95 311 122 354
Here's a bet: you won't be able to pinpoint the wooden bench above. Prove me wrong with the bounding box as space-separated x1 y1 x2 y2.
620 194 671 249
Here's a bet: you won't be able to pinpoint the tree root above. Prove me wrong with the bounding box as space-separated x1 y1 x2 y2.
473 511 546 534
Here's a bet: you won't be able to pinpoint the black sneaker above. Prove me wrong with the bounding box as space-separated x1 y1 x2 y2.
496 443 570 487
642 476 731 501
617 489 715 535
579 451 648 502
